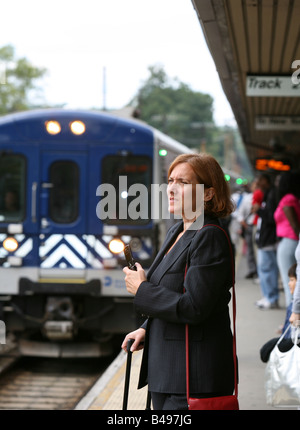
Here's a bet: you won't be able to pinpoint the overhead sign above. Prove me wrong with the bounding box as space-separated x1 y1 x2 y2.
255 116 300 130
246 75 300 97
255 158 291 172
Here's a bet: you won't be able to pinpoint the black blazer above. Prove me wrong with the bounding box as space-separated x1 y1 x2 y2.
134 215 236 395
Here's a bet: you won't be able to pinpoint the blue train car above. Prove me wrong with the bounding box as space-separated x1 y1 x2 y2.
0 109 192 356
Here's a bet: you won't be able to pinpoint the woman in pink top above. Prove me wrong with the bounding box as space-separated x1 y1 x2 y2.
274 171 300 307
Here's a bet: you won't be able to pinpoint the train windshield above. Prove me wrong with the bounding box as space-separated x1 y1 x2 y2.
49 161 79 224
102 155 152 224
0 154 26 222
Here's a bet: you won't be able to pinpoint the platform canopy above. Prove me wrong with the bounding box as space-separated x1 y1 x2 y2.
192 0 300 170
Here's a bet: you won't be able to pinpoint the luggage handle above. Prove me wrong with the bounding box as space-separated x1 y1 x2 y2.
122 338 151 410
122 338 134 410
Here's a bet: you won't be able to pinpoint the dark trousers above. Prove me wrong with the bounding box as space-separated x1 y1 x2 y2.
151 392 188 410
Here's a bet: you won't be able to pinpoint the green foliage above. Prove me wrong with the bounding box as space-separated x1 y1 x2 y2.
0 44 47 115
133 64 215 148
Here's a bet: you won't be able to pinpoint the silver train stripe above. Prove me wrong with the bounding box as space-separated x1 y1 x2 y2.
1 234 151 268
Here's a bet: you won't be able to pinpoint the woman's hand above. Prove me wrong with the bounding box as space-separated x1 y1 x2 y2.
123 262 146 295
289 312 300 325
121 328 146 353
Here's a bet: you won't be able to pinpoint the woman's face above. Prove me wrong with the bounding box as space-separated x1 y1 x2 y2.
167 162 202 221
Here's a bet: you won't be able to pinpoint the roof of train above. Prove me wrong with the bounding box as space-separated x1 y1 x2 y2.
0 108 154 144
0 109 193 156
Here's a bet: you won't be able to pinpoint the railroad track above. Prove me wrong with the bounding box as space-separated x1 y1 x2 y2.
0 355 111 410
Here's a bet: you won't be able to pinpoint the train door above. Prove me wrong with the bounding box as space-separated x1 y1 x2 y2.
39 151 88 274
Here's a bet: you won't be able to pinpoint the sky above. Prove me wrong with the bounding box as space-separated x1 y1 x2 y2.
1 0 236 126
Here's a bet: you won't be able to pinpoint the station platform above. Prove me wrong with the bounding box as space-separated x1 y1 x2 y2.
76 253 291 411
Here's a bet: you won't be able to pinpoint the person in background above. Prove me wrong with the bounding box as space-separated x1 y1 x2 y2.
237 179 259 279
274 171 300 307
252 173 279 309
229 185 245 255
290 238 300 327
282 263 298 337
260 263 298 363
251 178 264 260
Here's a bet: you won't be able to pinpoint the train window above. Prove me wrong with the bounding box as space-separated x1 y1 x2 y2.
101 155 152 224
0 154 26 222
49 161 79 224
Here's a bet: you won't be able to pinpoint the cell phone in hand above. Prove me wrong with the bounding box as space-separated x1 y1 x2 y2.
124 245 137 271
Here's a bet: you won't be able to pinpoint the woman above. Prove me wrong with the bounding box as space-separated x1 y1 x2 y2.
122 153 236 410
274 171 300 307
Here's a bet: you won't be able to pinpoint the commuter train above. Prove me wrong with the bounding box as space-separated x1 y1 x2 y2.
0 109 244 357
0 109 196 356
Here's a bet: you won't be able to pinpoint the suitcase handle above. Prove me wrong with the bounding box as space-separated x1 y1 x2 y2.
127 338 135 352
122 338 151 410
123 338 134 410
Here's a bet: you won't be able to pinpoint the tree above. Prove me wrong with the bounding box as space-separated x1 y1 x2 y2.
129 64 253 179
0 45 47 115
131 64 215 149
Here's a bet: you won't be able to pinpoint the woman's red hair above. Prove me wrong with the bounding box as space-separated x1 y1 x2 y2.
168 153 234 218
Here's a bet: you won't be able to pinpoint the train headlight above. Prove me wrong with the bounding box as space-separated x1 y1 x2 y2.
45 121 61 135
70 120 85 135
3 237 19 252
108 238 125 254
